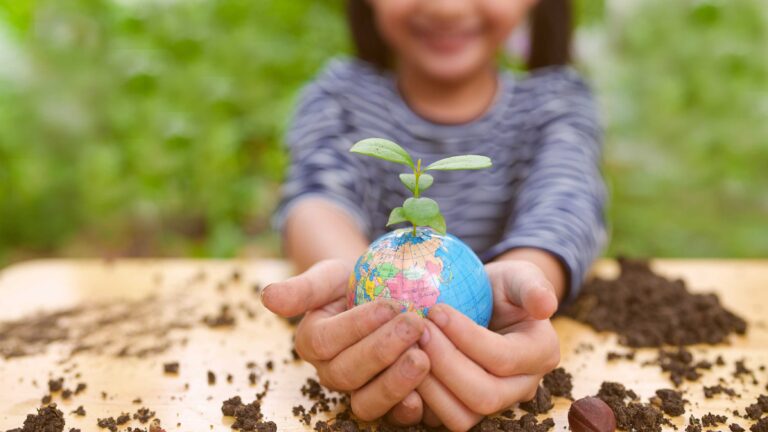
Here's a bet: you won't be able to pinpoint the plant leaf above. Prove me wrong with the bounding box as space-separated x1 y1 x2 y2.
402 197 440 226
386 207 408 226
350 138 414 168
398 173 434 193
426 213 446 235
425 155 492 171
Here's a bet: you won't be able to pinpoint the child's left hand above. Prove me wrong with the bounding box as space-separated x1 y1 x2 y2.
390 260 561 431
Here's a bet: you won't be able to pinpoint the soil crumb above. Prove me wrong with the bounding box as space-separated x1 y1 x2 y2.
542 367 573 400
220 395 276 431
651 389 686 417
519 385 553 415
701 413 727 427
657 347 713 386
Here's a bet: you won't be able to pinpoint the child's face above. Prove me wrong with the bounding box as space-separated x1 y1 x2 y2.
369 0 537 82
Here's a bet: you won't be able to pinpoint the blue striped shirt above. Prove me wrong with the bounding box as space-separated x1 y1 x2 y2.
273 58 607 303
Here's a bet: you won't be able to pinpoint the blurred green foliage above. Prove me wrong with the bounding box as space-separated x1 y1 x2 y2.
594 0 768 257
0 0 766 265
0 0 347 262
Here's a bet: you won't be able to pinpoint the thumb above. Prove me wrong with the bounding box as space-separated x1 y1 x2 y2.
490 260 558 320
261 259 353 317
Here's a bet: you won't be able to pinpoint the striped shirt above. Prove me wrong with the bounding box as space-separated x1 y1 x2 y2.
273 58 607 303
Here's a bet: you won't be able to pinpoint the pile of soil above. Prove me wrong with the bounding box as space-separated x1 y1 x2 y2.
595 381 672 432
564 259 747 347
6 404 65 432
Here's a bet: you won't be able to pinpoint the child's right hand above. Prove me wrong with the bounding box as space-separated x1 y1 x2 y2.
261 259 430 424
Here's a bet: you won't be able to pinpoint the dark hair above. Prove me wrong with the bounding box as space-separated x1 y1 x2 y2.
345 0 572 71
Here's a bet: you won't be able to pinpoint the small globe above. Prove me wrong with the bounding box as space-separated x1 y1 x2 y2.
348 227 493 327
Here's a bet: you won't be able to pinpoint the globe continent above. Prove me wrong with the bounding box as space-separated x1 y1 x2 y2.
348 227 493 327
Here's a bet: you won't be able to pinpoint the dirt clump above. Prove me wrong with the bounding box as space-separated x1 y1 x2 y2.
564 259 747 348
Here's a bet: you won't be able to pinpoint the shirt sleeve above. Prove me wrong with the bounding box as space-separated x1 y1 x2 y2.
271 80 374 237
480 70 608 305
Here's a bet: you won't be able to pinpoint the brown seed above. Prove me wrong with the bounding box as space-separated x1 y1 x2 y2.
569 396 617 432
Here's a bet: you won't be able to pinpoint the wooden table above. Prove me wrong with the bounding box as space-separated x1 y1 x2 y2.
0 259 767 431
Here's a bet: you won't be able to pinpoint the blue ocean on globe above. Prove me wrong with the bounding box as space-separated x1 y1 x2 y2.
347 227 493 327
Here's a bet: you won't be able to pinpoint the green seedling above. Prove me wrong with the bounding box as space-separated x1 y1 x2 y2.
350 137 492 235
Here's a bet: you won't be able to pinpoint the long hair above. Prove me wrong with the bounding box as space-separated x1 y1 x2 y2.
345 0 572 71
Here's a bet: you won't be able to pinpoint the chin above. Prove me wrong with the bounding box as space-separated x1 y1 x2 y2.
416 53 491 84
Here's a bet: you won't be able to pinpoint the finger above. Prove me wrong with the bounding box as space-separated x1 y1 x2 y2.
296 299 399 361
488 261 557 319
350 349 429 421
428 304 560 375
419 321 542 415
422 405 441 428
261 259 353 317
386 391 424 426
322 312 425 391
418 374 481 432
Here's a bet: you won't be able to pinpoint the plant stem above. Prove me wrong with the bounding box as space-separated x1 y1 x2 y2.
412 158 422 236
414 159 422 198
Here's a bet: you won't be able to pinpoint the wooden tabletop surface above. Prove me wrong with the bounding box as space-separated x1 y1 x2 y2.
0 258 767 431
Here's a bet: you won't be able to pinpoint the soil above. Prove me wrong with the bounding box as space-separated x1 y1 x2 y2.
96 416 118 431
133 407 155 423
731 424 746 432
542 367 573 400
564 258 747 347
469 412 555 432
607 351 636 361
734 360 758 384
704 384 739 398
652 389 686 417
220 395 276 431
71 406 85 416
701 413 727 427
203 304 236 328
596 381 672 432
686 416 702 432
744 394 768 420
5 404 65 432
752 418 768 432
656 347 713 387
47 378 63 393
519 385 554 415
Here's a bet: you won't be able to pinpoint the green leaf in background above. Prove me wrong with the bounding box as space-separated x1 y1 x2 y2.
426 155 492 171
398 173 434 193
402 197 440 226
426 213 446 235
386 207 407 226
350 138 414 168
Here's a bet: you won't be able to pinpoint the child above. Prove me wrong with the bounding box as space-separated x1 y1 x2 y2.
262 0 606 430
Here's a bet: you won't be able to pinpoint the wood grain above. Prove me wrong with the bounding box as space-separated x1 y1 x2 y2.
0 259 766 431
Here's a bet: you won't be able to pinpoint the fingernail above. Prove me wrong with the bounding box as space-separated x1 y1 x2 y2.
418 327 430 347
376 302 398 322
401 354 424 379
260 283 273 302
429 307 449 328
396 318 418 340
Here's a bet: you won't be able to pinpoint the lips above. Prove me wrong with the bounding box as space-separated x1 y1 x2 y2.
412 24 482 55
